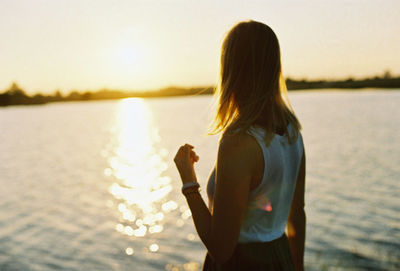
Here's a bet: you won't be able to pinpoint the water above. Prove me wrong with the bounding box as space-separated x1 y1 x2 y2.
0 90 399 271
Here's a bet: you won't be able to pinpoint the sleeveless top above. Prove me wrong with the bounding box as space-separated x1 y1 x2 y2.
206 124 304 243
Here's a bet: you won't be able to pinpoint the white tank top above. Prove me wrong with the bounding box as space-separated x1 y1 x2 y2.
206 124 304 243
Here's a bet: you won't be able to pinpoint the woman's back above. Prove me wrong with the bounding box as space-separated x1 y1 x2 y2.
239 125 303 242
207 124 304 243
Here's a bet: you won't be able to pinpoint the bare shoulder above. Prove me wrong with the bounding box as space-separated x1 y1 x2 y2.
218 131 261 164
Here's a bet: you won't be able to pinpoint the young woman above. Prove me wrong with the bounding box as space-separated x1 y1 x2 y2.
174 20 306 271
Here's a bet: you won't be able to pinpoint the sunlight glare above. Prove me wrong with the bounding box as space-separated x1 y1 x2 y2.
125 247 134 255
254 194 273 212
106 98 171 239
149 243 159 252
108 42 153 81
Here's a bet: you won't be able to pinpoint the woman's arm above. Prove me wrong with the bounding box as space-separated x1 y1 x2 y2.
286 150 306 271
174 134 258 263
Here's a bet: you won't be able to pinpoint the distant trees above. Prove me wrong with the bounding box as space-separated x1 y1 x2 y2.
0 82 30 106
383 70 392 79
285 70 400 90
1 71 399 107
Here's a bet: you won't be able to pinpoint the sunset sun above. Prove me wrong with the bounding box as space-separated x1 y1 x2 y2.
107 42 153 81
118 46 140 67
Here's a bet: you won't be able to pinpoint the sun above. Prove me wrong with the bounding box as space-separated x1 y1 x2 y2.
117 46 140 67
113 44 143 70
107 42 153 80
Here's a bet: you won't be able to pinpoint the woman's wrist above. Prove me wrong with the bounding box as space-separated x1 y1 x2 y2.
183 190 201 198
182 182 199 190
182 182 200 196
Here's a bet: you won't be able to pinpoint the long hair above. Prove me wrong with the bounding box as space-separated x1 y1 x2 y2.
209 20 301 144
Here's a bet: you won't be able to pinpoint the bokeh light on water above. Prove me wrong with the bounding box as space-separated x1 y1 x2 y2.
103 98 175 246
96 97 201 270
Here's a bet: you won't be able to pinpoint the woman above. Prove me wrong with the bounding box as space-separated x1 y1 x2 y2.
174 20 306 271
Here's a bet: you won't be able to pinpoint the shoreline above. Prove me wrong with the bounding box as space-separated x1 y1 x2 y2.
1 85 399 107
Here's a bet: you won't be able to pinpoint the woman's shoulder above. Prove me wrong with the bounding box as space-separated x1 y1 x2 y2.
218 129 264 181
219 129 262 160
220 129 255 145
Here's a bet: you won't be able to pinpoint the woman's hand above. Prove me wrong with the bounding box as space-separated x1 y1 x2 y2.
174 143 199 184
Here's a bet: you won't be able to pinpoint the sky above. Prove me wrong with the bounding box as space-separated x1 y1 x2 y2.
1 0 399 94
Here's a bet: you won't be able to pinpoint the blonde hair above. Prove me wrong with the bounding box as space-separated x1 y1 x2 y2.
209 20 301 144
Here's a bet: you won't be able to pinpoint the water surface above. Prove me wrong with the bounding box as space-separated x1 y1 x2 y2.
0 90 399 270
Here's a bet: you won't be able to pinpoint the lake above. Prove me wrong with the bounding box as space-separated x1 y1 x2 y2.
0 90 399 270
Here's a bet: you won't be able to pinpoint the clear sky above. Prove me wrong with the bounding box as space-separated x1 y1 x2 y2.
1 0 399 94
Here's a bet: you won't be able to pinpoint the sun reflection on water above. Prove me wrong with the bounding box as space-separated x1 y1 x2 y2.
105 98 174 241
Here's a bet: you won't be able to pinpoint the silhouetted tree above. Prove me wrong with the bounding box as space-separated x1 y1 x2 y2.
5 82 29 105
67 91 80 101
54 90 63 101
0 93 10 105
6 82 26 95
32 93 46 104
81 91 92 100
383 70 392 79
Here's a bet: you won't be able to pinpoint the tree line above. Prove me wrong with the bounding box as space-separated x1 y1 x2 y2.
1 71 399 106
